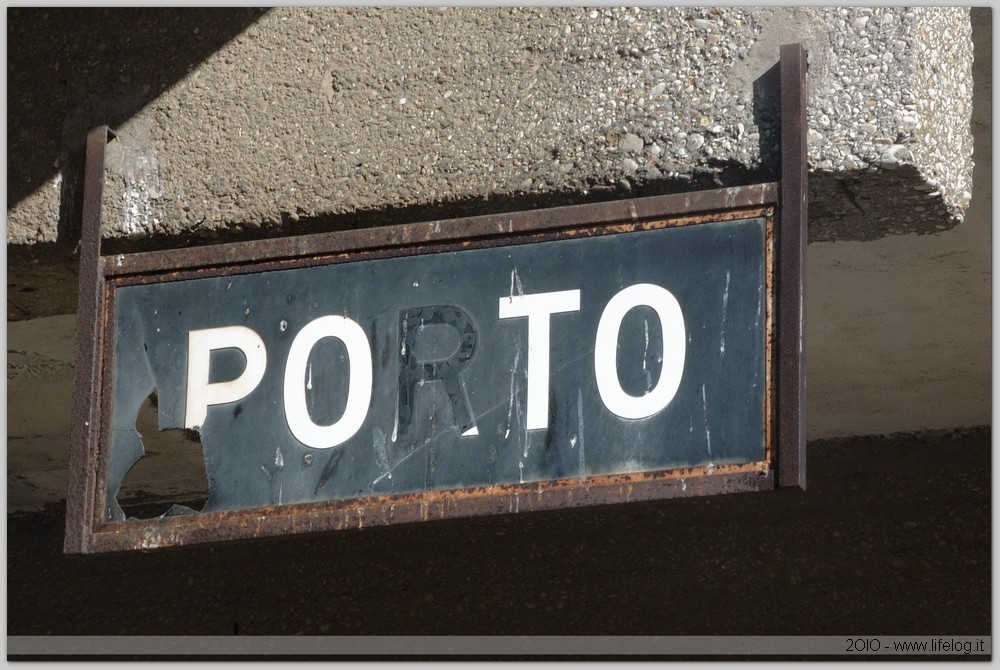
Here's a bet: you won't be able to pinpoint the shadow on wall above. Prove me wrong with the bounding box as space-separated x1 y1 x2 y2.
7 7 268 227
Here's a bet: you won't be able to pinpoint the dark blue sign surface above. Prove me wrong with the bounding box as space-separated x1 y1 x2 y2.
108 217 768 519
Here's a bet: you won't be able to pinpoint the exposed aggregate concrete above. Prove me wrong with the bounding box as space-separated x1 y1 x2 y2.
7 7 973 248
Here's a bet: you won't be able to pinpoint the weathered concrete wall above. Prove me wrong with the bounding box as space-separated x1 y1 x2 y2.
5 8 990 512
8 7 972 250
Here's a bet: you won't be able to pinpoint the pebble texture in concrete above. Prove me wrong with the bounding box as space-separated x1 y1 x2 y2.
7 7 973 248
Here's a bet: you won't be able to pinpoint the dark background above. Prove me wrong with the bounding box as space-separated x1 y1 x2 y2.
8 428 990 648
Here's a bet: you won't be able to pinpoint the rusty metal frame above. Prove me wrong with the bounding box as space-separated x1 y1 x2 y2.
778 42 808 490
65 47 807 554
65 125 116 554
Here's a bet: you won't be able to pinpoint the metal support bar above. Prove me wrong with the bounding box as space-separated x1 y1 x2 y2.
64 126 115 553
778 43 808 490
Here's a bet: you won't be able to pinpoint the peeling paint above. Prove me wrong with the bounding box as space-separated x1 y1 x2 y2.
504 341 521 440
577 388 586 476
372 426 391 484
643 317 653 392
702 383 714 465
391 387 400 443
509 267 525 301
400 318 408 357
720 269 731 357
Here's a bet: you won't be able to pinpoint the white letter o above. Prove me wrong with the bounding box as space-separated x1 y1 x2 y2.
284 315 372 449
595 283 686 419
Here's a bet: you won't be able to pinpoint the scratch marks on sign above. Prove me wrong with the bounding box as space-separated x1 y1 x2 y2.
370 414 479 489
701 383 714 466
372 426 392 485
376 326 596 489
313 450 342 495
753 293 763 390
400 318 408 358
504 339 522 440
517 365 529 460
260 447 284 504
643 317 653 392
508 267 525 303
460 377 479 437
391 384 401 443
720 269 730 358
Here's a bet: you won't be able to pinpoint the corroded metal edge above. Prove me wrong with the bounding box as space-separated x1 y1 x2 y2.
64 126 115 554
88 467 776 553
105 205 777 289
103 183 780 278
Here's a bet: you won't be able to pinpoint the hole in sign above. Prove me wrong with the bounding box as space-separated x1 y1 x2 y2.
117 390 210 520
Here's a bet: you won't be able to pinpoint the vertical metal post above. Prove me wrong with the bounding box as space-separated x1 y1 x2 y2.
64 126 115 553
778 44 808 490
778 44 808 489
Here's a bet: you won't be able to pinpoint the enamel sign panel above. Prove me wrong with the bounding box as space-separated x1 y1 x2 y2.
67 170 806 554
107 211 771 522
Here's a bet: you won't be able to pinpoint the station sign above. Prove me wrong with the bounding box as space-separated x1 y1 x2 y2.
67 181 795 554
65 46 805 553
110 205 772 522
